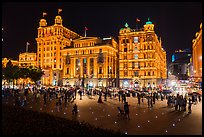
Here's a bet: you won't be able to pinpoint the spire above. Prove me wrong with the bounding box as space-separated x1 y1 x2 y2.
125 22 129 28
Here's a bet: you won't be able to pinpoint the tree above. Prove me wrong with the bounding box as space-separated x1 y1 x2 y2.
28 66 44 86
19 67 30 89
3 60 21 89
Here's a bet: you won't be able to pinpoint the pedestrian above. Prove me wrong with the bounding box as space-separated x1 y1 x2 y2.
98 91 103 103
43 92 47 105
188 98 192 114
153 92 156 104
72 104 78 116
198 95 201 102
124 102 130 120
147 95 150 108
79 89 82 100
137 93 141 105
150 96 153 108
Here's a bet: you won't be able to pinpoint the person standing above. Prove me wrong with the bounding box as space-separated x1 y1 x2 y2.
137 93 141 105
188 98 192 114
43 92 47 105
124 102 130 120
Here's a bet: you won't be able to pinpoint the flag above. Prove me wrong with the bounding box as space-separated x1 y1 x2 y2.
84 27 88 37
27 42 30 46
43 12 47 18
58 9 62 14
26 42 30 52
136 18 141 22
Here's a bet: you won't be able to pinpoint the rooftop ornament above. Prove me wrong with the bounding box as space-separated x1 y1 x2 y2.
145 17 152 25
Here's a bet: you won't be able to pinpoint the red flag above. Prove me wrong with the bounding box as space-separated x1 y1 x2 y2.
136 18 140 22
85 26 88 31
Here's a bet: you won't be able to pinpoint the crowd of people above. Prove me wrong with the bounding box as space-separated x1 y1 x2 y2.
2 85 202 122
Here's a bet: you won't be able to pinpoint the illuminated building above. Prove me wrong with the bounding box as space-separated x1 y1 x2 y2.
18 52 37 68
61 37 118 88
192 22 202 84
118 18 167 88
2 58 19 67
35 13 82 86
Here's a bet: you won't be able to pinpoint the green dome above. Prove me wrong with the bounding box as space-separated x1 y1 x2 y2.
145 17 152 24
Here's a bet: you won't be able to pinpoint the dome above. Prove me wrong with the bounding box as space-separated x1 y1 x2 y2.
145 18 152 25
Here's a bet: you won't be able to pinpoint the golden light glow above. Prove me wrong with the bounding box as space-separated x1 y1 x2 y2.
192 22 202 82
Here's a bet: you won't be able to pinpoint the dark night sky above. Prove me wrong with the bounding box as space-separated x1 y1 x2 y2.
2 2 202 64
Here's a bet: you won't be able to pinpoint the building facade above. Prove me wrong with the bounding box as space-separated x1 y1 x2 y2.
61 37 118 88
118 19 167 88
18 52 37 68
35 14 82 86
192 23 202 84
2 58 19 67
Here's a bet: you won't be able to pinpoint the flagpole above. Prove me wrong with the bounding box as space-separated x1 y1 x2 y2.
26 44 28 52
85 27 86 37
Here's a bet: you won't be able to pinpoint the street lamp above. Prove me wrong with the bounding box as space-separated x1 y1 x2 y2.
76 62 81 87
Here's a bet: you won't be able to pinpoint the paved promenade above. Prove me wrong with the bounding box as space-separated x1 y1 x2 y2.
2 92 202 135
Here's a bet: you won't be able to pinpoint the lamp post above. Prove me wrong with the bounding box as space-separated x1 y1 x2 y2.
77 62 81 87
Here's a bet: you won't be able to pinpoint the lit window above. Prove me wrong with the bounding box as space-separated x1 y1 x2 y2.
134 37 138 43
134 54 138 59
134 47 138 51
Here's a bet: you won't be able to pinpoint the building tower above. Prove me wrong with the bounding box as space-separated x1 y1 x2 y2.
36 11 81 86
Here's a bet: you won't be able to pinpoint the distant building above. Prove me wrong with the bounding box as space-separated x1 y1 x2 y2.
192 22 202 84
168 49 191 80
2 58 19 67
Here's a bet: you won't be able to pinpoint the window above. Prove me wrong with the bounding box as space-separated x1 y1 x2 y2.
134 37 138 43
132 62 135 68
99 67 102 74
39 54 41 57
124 55 127 60
124 63 127 69
54 46 56 50
134 71 138 77
54 59 56 62
148 71 151 76
124 71 128 76
134 54 138 59
90 50 92 54
54 52 56 56
39 48 41 51
134 46 138 51
124 48 127 52
135 62 139 68
66 68 69 74
99 49 102 53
